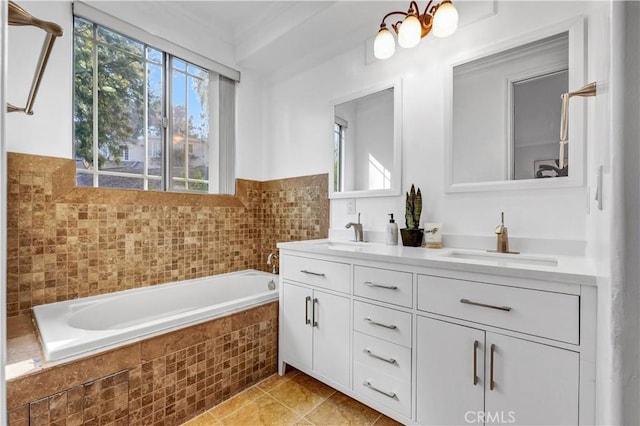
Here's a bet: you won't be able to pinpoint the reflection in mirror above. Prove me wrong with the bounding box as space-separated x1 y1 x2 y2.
452 32 569 185
333 88 394 193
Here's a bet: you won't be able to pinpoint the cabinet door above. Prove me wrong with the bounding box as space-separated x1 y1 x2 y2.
417 317 485 425
485 333 579 426
282 282 313 370
312 291 350 388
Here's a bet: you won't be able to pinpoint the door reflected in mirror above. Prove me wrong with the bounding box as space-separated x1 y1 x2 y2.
334 88 394 193
452 32 569 185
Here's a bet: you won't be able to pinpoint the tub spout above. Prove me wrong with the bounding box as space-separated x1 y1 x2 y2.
267 252 279 274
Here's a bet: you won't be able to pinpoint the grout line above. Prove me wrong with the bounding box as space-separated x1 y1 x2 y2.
371 414 382 425
207 385 268 421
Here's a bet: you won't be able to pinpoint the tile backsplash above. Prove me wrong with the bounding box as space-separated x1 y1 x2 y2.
7 153 328 317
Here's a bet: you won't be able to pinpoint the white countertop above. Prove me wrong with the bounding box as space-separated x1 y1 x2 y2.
277 239 597 286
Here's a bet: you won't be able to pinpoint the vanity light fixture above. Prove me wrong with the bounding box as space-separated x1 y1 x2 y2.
374 0 458 60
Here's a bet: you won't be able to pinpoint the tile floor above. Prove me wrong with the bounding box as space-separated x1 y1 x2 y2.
183 369 402 426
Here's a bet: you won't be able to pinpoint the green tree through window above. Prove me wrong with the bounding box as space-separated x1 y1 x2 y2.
74 17 211 192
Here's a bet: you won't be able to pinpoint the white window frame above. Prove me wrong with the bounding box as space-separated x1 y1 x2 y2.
72 2 238 194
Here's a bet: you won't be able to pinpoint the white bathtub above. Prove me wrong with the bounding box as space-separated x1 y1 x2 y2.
33 270 279 362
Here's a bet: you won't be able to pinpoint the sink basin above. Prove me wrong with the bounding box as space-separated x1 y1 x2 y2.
315 241 392 254
440 250 558 267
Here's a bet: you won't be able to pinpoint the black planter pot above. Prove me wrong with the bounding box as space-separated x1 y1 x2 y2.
400 228 424 247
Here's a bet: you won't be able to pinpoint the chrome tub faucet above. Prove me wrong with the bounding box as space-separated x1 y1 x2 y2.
267 252 279 274
345 212 364 242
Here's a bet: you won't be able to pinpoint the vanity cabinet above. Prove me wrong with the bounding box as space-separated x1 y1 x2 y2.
280 255 351 388
278 242 596 426
417 317 579 426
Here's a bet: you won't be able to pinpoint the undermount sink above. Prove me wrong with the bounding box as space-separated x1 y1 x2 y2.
440 250 558 267
316 240 392 254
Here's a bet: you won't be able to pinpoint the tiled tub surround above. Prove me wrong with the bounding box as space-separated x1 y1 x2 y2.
7 152 328 317
6 152 327 424
7 302 279 426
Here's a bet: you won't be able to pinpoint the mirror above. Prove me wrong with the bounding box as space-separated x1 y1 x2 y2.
330 81 402 199
445 18 585 192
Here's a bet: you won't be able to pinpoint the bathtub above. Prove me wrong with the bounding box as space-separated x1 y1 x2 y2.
33 270 279 362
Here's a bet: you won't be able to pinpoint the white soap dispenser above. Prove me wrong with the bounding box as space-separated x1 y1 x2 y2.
386 213 398 245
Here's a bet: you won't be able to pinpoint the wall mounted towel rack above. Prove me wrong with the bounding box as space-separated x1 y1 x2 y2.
7 0 63 114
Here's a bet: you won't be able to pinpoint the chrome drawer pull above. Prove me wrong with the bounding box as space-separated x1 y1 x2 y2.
473 340 479 386
364 317 397 330
363 381 397 399
364 349 397 365
305 296 311 325
364 281 398 290
460 298 512 312
490 343 496 391
312 298 319 327
300 270 326 277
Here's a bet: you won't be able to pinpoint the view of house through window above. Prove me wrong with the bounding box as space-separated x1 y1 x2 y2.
73 17 212 192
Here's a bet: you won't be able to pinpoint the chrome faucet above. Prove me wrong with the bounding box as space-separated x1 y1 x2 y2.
490 212 519 254
266 252 279 274
345 213 364 242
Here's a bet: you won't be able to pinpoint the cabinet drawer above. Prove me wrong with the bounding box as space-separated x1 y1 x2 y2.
354 301 412 347
281 255 350 294
354 266 412 307
353 331 411 383
417 275 579 344
354 362 411 418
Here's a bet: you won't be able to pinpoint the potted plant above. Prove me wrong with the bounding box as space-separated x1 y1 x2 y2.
400 184 424 247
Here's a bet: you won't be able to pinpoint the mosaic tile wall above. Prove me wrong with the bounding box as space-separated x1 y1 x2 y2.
7 302 279 426
7 153 328 317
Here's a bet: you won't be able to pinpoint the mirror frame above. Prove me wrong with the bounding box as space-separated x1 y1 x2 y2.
329 79 402 199
444 16 586 193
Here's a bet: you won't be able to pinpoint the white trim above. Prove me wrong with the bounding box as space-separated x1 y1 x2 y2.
73 1 240 82
329 79 402 199
0 0 7 422
444 16 586 193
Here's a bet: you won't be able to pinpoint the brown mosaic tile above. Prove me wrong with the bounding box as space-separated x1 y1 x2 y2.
26 371 128 426
7 152 328 317
130 304 278 425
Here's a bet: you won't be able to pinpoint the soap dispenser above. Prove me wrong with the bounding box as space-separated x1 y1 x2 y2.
386 213 398 245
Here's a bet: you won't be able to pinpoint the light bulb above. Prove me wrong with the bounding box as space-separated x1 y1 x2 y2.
432 1 458 38
374 27 396 59
398 14 422 48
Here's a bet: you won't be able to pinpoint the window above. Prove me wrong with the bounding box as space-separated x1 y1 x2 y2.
73 17 233 193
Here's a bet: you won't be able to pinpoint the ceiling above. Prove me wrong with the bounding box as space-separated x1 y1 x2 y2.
86 1 491 80
140 1 404 77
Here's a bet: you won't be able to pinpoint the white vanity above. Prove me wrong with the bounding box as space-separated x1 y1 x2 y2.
277 240 596 425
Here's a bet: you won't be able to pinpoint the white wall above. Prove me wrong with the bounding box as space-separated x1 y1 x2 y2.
261 1 590 245
7 1 73 157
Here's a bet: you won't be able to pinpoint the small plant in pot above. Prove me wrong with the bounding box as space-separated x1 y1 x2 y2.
401 184 424 247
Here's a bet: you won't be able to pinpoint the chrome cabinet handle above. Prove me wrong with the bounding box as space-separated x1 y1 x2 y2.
364 317 397 330
305 296 311 325
473 340 479 386
490 343 496 391
312 298 319 327
364 349 397 365
364 281 398 290
460 298 512 312
363 381 397 399
300 270 326 277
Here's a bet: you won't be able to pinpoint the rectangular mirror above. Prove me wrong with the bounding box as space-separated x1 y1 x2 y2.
445 17 585 192
330 81 402 199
